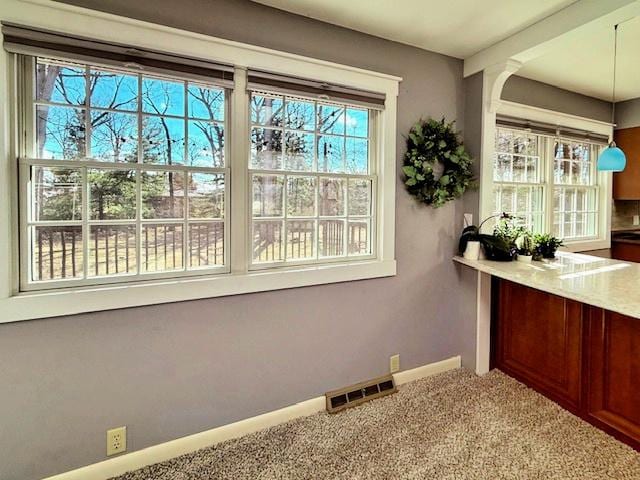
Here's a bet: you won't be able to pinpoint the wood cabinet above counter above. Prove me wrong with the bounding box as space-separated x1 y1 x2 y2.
613 127 640 199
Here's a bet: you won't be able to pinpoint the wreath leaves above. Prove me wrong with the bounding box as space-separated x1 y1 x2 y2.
403 118 475 207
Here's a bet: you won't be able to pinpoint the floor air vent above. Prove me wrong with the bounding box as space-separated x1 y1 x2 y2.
325 374 397 413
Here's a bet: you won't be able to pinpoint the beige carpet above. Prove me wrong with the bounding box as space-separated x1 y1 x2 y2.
112 369 640 479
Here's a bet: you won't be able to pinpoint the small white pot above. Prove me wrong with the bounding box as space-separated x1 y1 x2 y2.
517 254 533 263
463 241 481 260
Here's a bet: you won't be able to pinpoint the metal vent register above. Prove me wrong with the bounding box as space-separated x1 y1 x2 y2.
325 374 397 414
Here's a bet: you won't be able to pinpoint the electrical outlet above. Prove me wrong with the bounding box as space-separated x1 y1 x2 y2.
390 354 400 373
633 215 639 226
106 426 127 456
464 213 473 228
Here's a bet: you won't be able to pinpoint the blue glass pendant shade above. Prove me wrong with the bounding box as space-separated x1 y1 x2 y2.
597 143 626 172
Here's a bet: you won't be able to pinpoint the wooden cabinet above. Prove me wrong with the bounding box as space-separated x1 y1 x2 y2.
611 241 640 262
493 279 640 451
613 127 640 199
585 308 640 448
493 280 583 410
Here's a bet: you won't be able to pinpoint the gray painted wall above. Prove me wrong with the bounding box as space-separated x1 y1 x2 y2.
502 75 612 122
2 1 477 479
615 97 640 129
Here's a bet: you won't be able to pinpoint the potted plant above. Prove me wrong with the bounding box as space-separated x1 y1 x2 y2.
534 233 564 259
516 233 534 263
458 213 518 261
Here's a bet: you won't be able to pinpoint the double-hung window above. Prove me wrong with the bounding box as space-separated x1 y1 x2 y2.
3 23 395 301
21 56 229 289
493 122 605 244
249 90 375 266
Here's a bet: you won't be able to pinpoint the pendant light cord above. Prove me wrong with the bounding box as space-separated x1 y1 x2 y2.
611 24 618 126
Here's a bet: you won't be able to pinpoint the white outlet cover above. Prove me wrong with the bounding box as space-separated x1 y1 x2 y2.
390 354 400 373
107 426 127 456
464 213 473 227
634 215 639 226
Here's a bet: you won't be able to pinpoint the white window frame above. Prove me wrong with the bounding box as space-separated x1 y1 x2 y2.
0 0 400 323
19 56 232 291
485 101 613 253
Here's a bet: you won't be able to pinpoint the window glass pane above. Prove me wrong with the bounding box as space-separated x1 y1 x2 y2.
348 179 372 216
32 226 83 281
90 69 138 111
348 220 370 255
285 99 314 131
187 84 224 121
512 155 526 182
251 127 282 169
345 138 368 174
319 178 345 216
284 132 314 171
318 104 344 135
494 154 511 182
142 116 185 165
287 176 316 217
319 219 344 257
188 222 225 268
89 169 136 220
251 94 283 127
252 174 284 217
90 111 138 162
36 60 85 105
346 108 368 138
142 77 185 116
142 224 183 273
141 170 185 219
88 225 136 277
188 173 225 219
286 220 315 260
525 157 539 183
554 160 571 184
495 129 512 153
32 166 82 221
318 135 344 173
36 105 86 159
187 121 224 167
253 220 284 262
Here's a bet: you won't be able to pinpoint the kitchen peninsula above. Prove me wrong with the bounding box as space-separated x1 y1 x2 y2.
456 252 640 452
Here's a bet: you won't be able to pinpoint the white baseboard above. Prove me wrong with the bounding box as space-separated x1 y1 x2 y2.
43 355 461 480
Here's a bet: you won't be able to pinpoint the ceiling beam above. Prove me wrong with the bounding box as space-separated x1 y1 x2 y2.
464 0 640 77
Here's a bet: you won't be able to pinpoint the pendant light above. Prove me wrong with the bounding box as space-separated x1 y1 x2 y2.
598 24 626 172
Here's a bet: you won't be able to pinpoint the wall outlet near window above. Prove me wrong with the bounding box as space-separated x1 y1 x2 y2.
464 213 473 228
106 426 127 456
390 354 400 373
633 215 639 226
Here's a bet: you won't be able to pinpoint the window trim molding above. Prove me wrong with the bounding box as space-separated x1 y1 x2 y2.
0 0 400 323
486 100 613 252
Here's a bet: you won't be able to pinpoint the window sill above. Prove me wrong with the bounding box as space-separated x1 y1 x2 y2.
0 259 396 323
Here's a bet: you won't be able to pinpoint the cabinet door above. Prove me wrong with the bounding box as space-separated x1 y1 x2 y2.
613 127 640 200
494 280 583 411
611 242 640 263
585 308 640 449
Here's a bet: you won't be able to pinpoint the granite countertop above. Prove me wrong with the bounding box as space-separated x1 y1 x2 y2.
454 252 640 319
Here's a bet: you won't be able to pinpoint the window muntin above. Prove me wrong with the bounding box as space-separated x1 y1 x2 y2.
249 92 375 266
24 57 228 288
492 126 602 242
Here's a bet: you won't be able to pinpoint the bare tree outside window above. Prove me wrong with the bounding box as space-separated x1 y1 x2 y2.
249 92 373 264
27 58 227 284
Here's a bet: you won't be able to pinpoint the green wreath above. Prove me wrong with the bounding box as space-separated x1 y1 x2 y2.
402 118 474 207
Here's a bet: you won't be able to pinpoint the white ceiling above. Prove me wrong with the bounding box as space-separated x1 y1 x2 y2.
252 0 577 58
518 16 640 102
252 0 640 102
